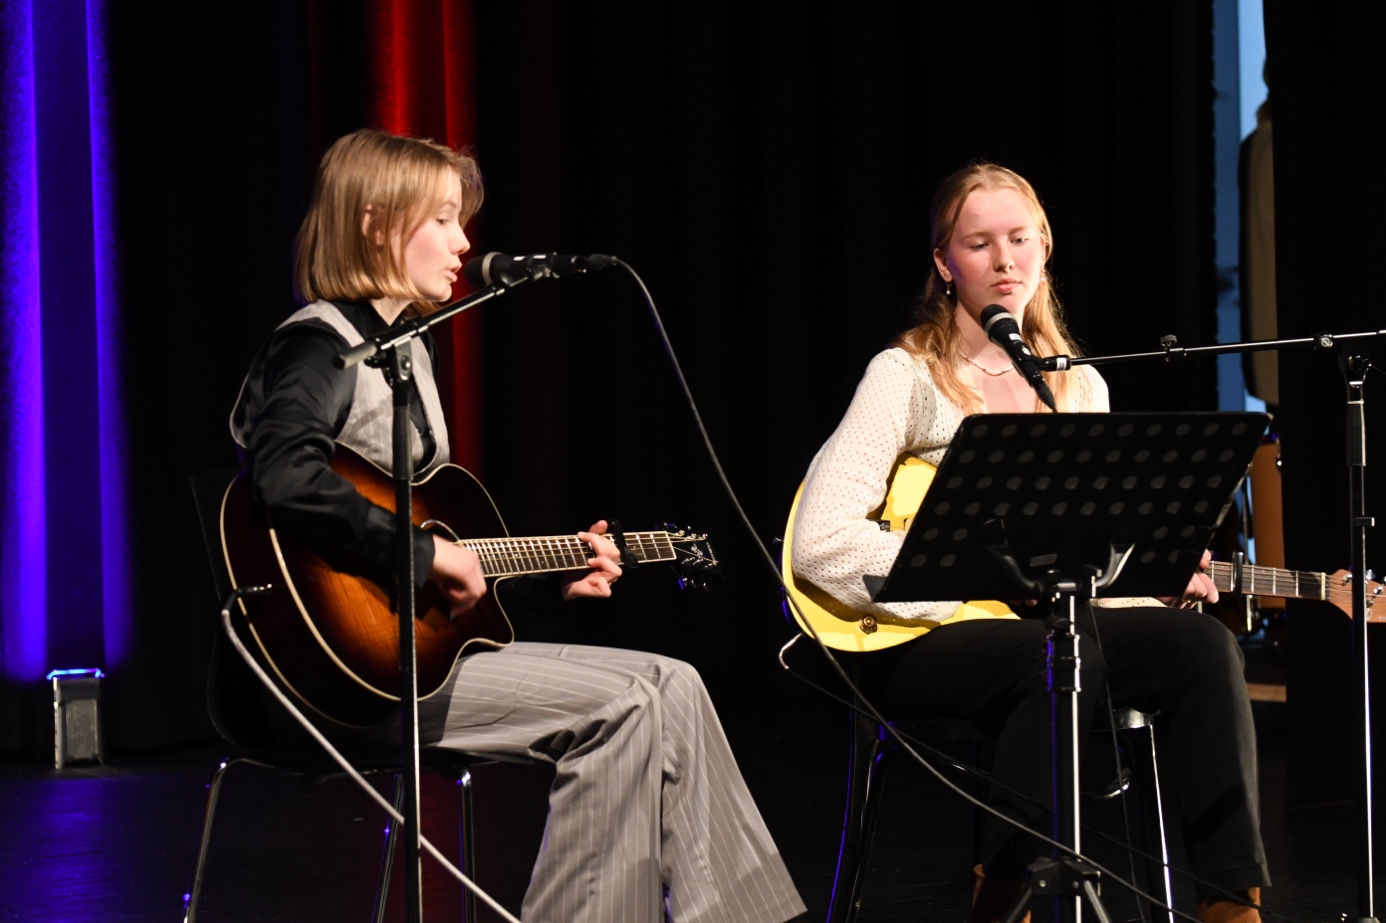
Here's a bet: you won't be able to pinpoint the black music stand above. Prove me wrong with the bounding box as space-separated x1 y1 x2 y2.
867 411 1268 923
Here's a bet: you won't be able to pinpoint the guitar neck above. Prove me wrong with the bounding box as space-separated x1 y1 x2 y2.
1207 560 1331 602
461 532 679 579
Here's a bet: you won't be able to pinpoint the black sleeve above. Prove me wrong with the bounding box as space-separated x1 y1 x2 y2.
245 323 436 583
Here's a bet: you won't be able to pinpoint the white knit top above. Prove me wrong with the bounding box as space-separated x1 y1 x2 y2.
790 347 1128 621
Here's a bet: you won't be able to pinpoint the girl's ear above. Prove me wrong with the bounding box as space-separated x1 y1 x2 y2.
932 247 951 282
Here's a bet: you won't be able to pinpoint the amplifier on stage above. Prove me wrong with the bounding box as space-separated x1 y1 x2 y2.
48 668 105 768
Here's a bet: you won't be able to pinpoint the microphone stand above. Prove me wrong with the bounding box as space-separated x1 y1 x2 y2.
335 276 523 923
1043 328 1385 923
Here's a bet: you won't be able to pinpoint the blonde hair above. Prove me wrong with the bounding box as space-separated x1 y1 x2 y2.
294 129 484 314
895 162 1082 413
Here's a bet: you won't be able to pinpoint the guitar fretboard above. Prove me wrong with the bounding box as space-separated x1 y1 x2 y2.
460 532 679 578
1207 560 1330 601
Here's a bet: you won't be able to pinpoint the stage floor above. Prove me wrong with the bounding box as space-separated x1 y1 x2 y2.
0 694 1375 922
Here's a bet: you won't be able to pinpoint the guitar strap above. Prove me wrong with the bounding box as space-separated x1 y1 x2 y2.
607 520 640 568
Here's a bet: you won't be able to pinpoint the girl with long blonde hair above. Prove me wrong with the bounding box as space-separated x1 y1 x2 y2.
792 162 1268 923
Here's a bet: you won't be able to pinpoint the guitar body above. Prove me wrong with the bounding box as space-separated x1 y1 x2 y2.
221 447 516 728
782 455 1014 652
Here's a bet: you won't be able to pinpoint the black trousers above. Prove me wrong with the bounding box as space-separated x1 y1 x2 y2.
863 605 1270 894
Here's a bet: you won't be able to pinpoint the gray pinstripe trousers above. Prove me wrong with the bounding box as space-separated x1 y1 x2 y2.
418 642 806 923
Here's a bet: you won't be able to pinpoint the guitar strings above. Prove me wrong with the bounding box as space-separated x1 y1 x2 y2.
455 532 680 576
1208 559 1367 604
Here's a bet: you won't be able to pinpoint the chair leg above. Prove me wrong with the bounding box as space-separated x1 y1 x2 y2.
1130 724 1175 923
827 705 893 923
457 763 478 923
371 774 406 923
182 756 244 923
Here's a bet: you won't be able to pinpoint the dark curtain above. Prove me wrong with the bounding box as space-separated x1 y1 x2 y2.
5 0 1224 753
1264 0 1386 805
466 2 1219 702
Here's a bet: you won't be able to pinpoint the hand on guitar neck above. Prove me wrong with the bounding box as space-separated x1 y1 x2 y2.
431 520 623 617
1158 549 1221 610
559 521 623 601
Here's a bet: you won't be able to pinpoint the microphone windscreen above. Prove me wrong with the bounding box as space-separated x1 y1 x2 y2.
980 304 1015 340
463 253 499 287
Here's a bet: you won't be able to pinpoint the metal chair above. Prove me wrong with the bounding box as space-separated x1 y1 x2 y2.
777 631 1174 923
181 467 489 923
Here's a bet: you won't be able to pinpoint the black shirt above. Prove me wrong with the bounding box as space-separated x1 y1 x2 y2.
235 300 439 583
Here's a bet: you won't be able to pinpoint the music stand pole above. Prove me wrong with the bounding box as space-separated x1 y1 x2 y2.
1046 592 1088 923
1002 569 1122 923
1343 353 1376 923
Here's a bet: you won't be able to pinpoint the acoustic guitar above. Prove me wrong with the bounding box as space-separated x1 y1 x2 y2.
221 445 717 728
782 456 1383 653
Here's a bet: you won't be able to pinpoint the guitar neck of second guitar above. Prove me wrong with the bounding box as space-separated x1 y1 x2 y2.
1207 560 1326 602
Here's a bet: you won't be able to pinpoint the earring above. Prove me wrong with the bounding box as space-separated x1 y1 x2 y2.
946 281 954 298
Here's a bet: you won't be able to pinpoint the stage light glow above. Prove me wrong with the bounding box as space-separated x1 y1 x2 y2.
45 668 106 680
2 0 126 683
1 0 49 682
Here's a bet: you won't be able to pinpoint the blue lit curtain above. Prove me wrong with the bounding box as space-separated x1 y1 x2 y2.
1 0 127 686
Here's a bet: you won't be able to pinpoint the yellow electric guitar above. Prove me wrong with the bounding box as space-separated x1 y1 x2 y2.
782 456 1384 653
781 456 1017 653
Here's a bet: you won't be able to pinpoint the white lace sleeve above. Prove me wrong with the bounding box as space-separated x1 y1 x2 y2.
791 349 961 621
1066 364 1110 413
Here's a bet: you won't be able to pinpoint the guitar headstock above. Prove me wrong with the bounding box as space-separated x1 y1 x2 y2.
1368 570 1384 617
1327 568 1385 622
665 524 719 590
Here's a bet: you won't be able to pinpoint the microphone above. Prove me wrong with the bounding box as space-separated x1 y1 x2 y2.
979 304 1057 411
464 252 618 287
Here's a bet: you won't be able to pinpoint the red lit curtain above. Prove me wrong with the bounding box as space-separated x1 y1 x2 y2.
370 0 482 473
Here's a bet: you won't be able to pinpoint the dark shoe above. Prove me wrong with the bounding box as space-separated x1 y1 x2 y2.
1196 887 1262 923
971 863 1031 923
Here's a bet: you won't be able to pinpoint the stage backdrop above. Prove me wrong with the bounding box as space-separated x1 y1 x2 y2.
7 1 1378 766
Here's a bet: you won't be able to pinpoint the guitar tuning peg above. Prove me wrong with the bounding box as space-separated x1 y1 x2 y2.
1342 572 1354 584
1368 569 1376 582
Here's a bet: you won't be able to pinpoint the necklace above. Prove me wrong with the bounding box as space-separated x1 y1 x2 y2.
959 351 1014 377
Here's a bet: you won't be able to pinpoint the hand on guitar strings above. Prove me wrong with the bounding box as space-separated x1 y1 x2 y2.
560 520 624 601
431 534 489 619
1158 548 1220 610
